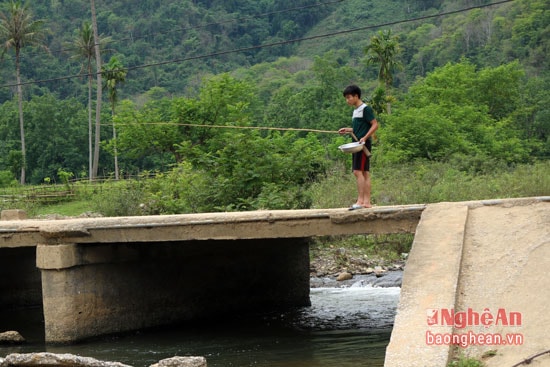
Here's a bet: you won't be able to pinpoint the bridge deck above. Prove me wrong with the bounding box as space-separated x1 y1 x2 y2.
0 204 425 247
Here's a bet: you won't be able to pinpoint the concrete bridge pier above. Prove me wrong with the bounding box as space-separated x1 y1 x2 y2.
36 238 310 343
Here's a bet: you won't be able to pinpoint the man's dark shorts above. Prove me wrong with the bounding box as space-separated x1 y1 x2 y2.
352 139 372 172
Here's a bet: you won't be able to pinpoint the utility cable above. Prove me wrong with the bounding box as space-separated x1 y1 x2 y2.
0 0 515 89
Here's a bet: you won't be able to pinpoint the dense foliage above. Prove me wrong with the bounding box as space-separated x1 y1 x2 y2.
382 61 531 164
0 0 548 213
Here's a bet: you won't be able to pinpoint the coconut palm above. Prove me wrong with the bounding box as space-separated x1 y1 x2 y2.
65 21 111 181
365 29 402 114
0 0 47 184
102 56 127 180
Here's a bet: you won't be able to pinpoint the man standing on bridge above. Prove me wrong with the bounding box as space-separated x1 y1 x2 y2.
338 85 379 210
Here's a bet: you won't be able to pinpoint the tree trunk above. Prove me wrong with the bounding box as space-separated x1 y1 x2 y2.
15 49 26 185
88 62 93 182
112 106 119 180
90 0 102 180
385 81 392 115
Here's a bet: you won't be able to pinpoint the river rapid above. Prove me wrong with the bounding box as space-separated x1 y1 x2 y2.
1 275 402 367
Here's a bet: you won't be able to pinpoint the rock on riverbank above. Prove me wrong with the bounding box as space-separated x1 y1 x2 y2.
0 353 207 367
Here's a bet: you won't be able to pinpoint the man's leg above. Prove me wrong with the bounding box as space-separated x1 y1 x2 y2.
362 170 371 208
353 170 371 208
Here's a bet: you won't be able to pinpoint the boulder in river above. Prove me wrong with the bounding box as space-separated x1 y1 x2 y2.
149 356 207 367
336 272 353 281
0 331 25 345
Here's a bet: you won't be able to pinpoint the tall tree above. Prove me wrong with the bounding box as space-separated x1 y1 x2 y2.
66 21 110 181
102 56 126 180
364 29 402 114
90 0 103 180
0 0 46 184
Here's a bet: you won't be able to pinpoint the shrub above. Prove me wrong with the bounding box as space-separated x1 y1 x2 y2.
92 180 146 217
0 170 17 188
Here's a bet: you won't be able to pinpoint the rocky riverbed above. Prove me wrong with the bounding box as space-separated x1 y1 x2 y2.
309 241 406 288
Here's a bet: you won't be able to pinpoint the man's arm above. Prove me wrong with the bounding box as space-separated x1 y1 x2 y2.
359 119 378 144
338 127 353 135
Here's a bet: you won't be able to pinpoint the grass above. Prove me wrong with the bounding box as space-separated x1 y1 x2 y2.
309 160 550 208
31 199 96 217
446 346 499 367
447 356 485 367
447 348 499 367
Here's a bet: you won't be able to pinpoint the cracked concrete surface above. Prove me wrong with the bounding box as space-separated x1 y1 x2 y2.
385 198 549 367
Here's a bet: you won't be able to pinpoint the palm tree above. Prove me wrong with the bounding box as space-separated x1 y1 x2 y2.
0 0 46 184
102 56 126 180
364 29 402 114
65 21 110 181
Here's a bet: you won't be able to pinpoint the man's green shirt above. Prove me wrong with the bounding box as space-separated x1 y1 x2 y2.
352 103 376 141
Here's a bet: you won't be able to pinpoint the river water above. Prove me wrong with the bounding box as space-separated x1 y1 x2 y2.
1 280 401 367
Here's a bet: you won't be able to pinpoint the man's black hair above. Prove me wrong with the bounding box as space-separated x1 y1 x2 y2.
343 85 361 98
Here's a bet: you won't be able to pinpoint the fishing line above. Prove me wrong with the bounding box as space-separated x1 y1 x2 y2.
102 121 341 134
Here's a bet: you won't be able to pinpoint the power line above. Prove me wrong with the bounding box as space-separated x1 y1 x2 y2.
0 0 515 89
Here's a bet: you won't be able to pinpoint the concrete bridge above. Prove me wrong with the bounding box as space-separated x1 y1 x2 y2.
1 197 548 367
0 204 423 344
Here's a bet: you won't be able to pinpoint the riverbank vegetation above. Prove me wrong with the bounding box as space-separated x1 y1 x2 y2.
2 159 548 217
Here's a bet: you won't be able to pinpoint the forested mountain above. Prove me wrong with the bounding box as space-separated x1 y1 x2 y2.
0 0 339 101
1 0 546 101
0 0 548 192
